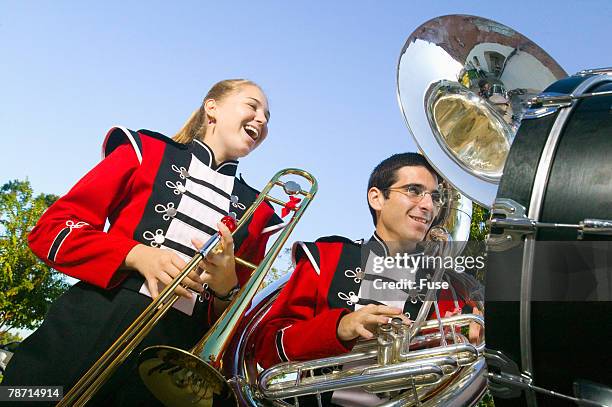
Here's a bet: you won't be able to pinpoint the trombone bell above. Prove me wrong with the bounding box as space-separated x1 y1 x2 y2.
139 346 234 407
137 168 318 407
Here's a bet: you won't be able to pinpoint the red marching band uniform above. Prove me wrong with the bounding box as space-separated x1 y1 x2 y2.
30 127 282 296
256 235 467 367
255 235 469 405
4 127 282 405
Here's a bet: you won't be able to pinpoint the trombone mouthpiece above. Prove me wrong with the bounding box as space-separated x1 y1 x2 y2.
221 215 237 232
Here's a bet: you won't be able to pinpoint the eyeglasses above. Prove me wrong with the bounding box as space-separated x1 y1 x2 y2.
386 184 446 207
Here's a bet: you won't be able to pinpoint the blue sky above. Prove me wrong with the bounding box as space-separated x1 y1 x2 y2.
2 0 611 244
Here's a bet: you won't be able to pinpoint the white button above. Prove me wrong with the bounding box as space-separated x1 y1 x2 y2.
177 184 187 193
350 294 359 303
154 234 165 244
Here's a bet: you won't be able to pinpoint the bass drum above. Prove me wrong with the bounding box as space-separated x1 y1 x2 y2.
485 70 612 406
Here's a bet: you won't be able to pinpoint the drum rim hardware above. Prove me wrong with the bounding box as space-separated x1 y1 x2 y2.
486 372 609 407
524 71 612 119
488 198 612 247
577 67 612 76
486 349 612 406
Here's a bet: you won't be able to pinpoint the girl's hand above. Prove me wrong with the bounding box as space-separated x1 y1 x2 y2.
124 244 204 299
192 221 238 297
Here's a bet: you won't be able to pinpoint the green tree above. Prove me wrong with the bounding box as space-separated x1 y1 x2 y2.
470 203 490 242
466 203 490 282
261 248 292 289
0 331 21 344
470 203 495 407
0 180 69 335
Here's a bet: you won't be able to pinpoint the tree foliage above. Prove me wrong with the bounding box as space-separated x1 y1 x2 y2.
0 331 22 344
470 203 490 242
468 203 490 283
0 180 69 333
466 204 496 406
261 248 292 289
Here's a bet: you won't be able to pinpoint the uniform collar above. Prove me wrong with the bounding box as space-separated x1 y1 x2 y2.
365 232 424 258
192 139 239 176
365 232 390 257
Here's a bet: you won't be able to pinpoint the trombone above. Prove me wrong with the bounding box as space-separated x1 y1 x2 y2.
58 168 317 407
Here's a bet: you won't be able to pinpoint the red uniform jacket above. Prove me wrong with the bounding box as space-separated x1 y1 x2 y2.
28 127 282 319
255 235 468 369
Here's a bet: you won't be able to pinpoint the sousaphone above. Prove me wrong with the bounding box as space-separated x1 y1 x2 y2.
397 14 565 208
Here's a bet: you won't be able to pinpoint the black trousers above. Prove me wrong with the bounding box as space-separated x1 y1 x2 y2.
2 280 209 406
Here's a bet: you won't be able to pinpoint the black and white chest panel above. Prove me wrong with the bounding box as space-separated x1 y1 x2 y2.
130 133 254 314
138 144 241 261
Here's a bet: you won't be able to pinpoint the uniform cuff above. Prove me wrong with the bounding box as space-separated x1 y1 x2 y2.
99 237 142 289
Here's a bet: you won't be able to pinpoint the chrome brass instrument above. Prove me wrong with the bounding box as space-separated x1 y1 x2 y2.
258 314 485 406
137 169 317 407
57 168 317 407
397 15 566 207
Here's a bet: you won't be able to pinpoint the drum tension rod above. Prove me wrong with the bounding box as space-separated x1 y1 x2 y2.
529 90 612 108
489 217 612 240
577 67 612 75
487 373 607 407
488 199 612 241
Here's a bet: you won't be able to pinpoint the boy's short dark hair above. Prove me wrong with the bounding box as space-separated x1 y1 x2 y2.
367 153 439 226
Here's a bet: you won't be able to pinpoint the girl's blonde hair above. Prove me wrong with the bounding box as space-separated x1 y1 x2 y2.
173 79 261 144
